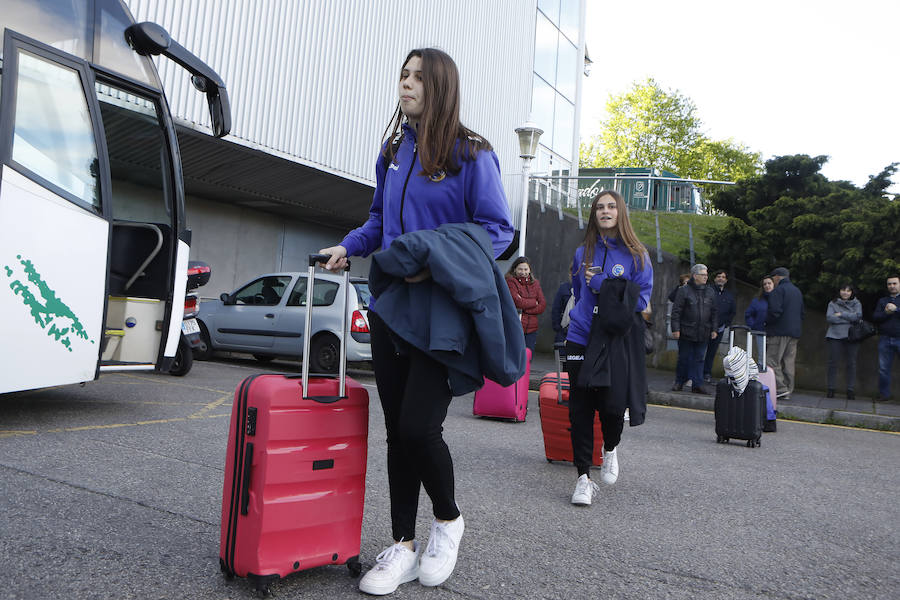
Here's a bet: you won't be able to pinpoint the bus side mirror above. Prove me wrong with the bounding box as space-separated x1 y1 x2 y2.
126 22 232 138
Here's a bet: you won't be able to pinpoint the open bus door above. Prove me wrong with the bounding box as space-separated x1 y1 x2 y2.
0 0 229 394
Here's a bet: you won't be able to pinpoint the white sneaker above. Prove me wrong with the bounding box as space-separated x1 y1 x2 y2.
418 515 465 587
571 474 599 505
600 447 619 485
358 541 419 596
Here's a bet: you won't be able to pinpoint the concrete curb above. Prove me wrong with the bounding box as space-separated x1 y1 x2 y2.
529 378 900 432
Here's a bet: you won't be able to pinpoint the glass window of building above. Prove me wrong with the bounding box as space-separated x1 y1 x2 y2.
553 96 574 156
532 74 555 149
559 0 580 43
556 38 578 102
538 0 561 22
534 12 558 86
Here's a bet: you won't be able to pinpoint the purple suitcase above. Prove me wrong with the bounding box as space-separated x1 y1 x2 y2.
473 348 531 422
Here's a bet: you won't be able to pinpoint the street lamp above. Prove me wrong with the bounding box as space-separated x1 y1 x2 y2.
514 121 542 258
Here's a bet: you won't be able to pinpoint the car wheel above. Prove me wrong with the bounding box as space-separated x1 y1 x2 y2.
169 336 194 376
193 321 212 361
252 354 275 363
309 333 340 374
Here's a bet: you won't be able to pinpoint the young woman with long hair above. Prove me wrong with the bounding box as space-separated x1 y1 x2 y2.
565 190 653 506
320 48 513 595
825 283 862 399
505 256 546 352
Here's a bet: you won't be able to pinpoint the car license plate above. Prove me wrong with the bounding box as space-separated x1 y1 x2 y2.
181 318 200 335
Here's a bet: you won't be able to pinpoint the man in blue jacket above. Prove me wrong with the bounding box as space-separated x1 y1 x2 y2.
703 270 736 383
765 267 805 401
873 276 900 402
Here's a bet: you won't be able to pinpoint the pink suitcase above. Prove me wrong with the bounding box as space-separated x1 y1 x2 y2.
219 255 368 595
749 327 777 431
473 348 531 422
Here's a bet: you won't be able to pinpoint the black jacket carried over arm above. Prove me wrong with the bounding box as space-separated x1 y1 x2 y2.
577 277 648 426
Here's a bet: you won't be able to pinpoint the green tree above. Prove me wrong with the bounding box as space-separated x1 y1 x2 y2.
706 154 900 306
580 78 762 191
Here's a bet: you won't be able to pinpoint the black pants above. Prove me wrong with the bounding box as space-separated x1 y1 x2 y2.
565 341 625 477
827 337 859 392
369 311 459 542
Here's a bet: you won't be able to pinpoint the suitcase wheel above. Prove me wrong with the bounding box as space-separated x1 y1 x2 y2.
716 435 729 444
219 558 234 580
347 556 362 577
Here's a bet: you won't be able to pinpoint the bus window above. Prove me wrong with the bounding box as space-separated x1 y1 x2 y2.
96 84 172 225
11 49 100 208
0 0 92 62
94 0 157 87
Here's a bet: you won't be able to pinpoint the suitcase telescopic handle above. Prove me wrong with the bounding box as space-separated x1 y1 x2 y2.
553 341 565 405
301 254 352 401
730 324 768 371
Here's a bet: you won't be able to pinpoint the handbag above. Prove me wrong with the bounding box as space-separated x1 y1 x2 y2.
847 319 876 342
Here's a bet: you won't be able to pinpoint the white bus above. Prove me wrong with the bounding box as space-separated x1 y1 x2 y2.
1 0 230 393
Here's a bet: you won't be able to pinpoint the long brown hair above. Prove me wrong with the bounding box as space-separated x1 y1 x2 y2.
574 190 647 275
381 48 491 176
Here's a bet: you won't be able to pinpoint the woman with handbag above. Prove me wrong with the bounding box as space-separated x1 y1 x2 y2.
506 256 546 352
825 284 863 399
565 190 652 506
319 48 514 594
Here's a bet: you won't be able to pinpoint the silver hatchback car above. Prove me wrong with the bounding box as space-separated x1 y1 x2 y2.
195 271 372 372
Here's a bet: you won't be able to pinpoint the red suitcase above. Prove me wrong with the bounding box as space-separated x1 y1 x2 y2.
538 344 603 465
473 348 531 421
219 255 368 595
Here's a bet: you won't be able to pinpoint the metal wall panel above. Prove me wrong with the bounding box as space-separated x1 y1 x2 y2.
124 0 577 223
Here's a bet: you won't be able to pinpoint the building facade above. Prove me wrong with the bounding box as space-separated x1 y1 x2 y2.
125 0 586 292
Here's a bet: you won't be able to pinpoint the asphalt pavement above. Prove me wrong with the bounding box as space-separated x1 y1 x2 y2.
1 357 898 600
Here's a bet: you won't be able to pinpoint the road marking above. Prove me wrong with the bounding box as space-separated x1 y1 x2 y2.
0 413 231 438
102 372 231 395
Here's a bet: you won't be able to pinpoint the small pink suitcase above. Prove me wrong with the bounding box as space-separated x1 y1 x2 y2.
473 348 531 422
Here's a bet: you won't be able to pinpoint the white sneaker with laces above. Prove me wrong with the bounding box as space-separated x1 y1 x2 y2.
600 447 619 485
571 473 599 505
418 515 465 587
358 541 419 596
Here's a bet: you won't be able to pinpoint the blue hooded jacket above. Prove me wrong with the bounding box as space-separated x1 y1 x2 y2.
340 123 514 262
566 237 653 347
369 223 526 396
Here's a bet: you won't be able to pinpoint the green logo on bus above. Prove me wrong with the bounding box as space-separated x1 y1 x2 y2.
4 255 94 351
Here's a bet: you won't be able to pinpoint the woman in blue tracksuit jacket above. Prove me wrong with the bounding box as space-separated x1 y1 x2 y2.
567 190 653 507
320 48 514 595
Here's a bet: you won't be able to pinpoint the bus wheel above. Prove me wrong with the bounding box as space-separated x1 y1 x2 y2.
170 336 194 376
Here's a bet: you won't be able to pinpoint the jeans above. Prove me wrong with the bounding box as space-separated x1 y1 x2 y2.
877 336 900 398
524 331 537 352
369 312 459 542
826 338 859 392
675 338 707 388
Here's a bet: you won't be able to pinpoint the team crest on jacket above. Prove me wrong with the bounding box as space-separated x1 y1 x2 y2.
611 263 625 277
429 170 447 182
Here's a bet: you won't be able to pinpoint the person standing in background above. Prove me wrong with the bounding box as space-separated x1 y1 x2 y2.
873 276 900 402
765 267 805 402
745 276 774 353
670 264 717 395
703 270 735 383
505 256 546 352
825 284 862 399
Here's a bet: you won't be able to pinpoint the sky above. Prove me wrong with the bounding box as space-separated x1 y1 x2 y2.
580 0 899 193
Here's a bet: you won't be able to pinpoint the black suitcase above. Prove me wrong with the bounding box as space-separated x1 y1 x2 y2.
714 327 766 448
